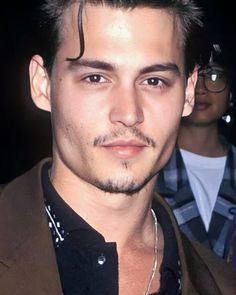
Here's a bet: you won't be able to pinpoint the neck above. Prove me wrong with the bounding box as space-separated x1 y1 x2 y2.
50 164 157 249
177 122 227 157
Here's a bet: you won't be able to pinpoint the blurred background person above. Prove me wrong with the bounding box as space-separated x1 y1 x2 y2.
156 28 236 260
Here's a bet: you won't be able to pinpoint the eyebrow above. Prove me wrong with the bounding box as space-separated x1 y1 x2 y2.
139 63 180 75
66 58 114 71
66 58 180 75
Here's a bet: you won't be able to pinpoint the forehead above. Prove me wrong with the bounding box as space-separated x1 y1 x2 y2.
59 3 184 70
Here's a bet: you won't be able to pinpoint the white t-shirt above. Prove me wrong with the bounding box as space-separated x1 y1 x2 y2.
180 149 227 231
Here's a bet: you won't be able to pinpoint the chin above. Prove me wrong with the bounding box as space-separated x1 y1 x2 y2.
92 171 156 195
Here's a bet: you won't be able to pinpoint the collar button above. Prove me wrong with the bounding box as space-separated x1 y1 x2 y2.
97 254 106 265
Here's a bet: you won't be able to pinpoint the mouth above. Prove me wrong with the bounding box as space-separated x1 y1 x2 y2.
194 102 211 111
102 140 148 159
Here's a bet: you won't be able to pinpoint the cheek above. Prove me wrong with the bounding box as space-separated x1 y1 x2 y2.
51 86 95 125
148 103 183 140
54 78 110 119
214 96 230 115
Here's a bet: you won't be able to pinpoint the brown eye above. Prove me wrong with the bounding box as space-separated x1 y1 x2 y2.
86 75 104 83
147 78 160 86
141 77 165 89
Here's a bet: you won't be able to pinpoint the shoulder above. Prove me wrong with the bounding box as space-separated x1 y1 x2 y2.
0 158 52 243
0 158 51 200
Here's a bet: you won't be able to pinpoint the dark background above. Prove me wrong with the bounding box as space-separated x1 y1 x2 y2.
1 1 236 183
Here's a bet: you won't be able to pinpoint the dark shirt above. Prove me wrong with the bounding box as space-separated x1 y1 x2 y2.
42 163 181 295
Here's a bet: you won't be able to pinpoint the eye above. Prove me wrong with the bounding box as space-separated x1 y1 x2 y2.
84 74 107 83
142 77 164 87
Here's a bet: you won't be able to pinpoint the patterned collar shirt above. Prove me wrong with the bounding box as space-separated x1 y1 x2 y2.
42 163 181 295
155 144 236 259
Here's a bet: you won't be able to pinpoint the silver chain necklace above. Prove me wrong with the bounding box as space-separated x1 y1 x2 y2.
144 209 158 295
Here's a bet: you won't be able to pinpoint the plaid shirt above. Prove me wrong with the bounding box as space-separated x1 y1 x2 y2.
155 144 236 259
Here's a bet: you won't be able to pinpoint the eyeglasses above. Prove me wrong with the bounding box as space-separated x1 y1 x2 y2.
198 67 229 93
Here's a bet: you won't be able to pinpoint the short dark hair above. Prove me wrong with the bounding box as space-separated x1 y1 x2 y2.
37 0 202 76
198 31 233 70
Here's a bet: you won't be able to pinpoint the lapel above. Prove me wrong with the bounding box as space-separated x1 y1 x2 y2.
0 159 63 295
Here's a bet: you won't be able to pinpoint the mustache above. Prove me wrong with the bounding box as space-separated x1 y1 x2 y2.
93 127 156 148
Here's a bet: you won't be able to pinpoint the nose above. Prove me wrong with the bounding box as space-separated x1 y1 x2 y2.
109 85 144 127
195 75 207 95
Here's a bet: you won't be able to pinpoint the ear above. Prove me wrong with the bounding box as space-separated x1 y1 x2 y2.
182 66 198 117
29 55 51 112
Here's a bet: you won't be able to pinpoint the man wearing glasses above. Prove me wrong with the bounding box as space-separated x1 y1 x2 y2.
156 35 236 261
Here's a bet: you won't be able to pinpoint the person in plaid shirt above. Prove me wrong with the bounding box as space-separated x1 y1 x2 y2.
156 30 236 260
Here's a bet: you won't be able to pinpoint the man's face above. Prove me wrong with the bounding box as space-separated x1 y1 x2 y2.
31 4 196 194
